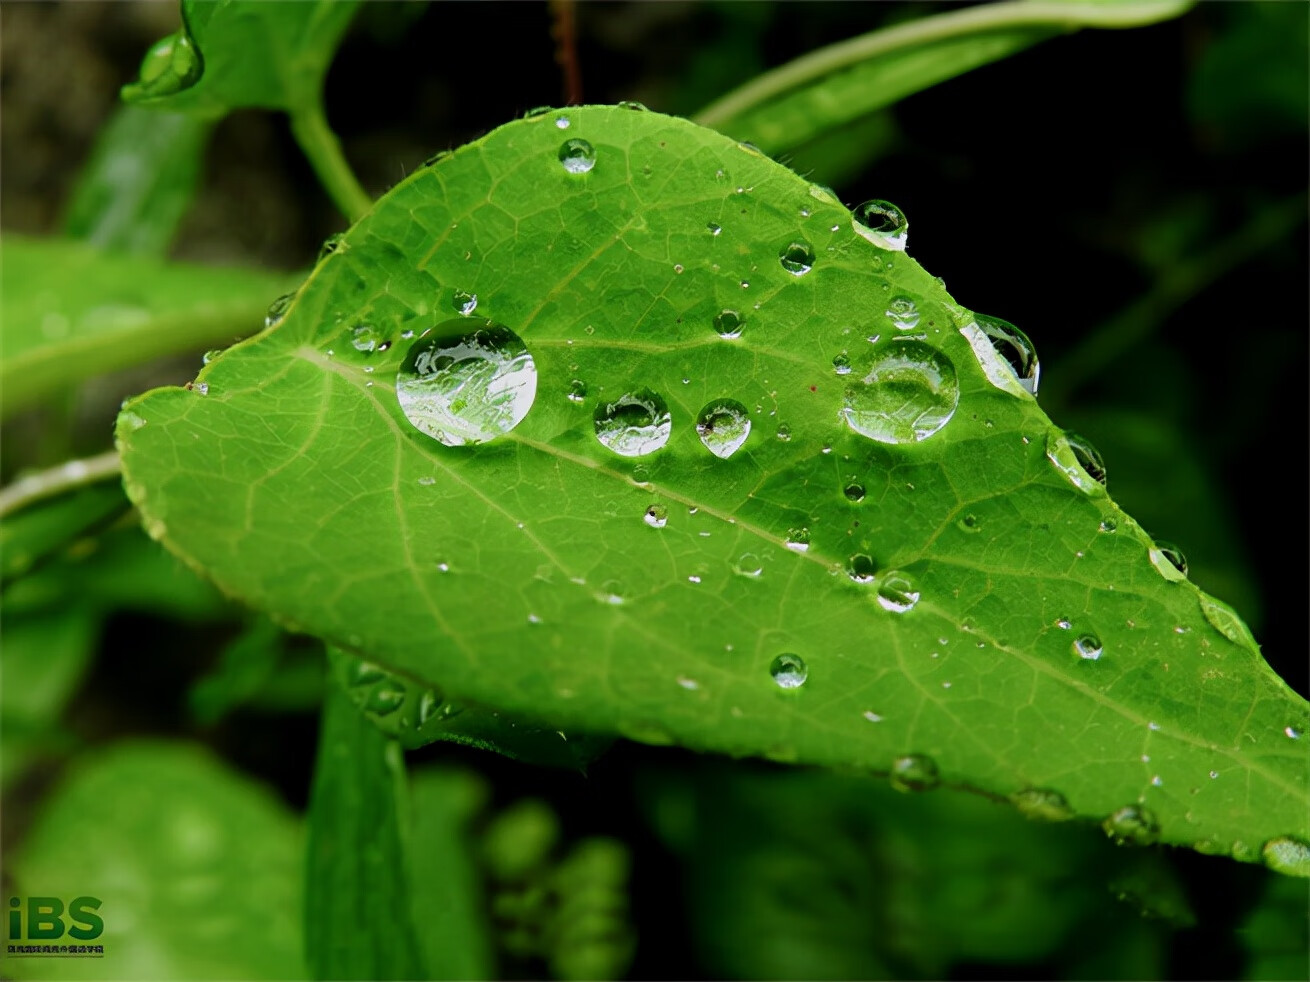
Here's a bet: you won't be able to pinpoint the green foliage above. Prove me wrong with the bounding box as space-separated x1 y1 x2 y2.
116 105 1306 858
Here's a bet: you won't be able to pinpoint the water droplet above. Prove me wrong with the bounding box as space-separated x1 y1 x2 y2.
193 382 209 395
732 553 763 578
862 710 884 723
696 399 751 459
1286 726 1302 740
524 105 553 119
1261 837 1310 877
643 504 668 529
847 554 876 583
775 423 792 442
769 653 808 689
957 514 981 533
832 352 852 375
452 290 478 315
1149 540 1188 581
707 222 721 236
1055 617 1072 630
1073 633 1103 660
843 480 865 502
265 292 294 328
395 320 537 446
132 30 202 95
567 378 587 403
351 323 384 352
558 138 596 174
962 314 1040 396
1011 788 1075 822
365 687 406 716
1102 805 1160 846
318 232 346 262
617 100 648 111
852 199 908 251
889 754 939 792
1046 431 1108 493
1199 596 1259 651
841 341 959 444
423 149 453 167
1099 518 1118 533
884 296 920 330
554 116 571 129
876 570 920 613
713 309 743 339
347 660 387 686
593 388 672 457
202 349 223 365
785 527 811 552
778 240 815 275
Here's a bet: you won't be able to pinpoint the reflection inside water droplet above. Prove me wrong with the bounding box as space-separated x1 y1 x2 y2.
395 320 537 446
593 388 672 457
696 398 751 458
841 341 958 444
1046 431 1107 493
558 138 596 174
876 571 920 612
1073 634 1103 660
853 199 908 250
778 240 815 275
643 504 668 528
885 296 920 330
769 653 808 689
713 309 743 339
889 754 939 792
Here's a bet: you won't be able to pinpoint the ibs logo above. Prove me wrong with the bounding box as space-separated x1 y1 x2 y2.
7 897 104 957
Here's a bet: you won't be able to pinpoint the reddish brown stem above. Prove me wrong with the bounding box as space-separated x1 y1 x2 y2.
550 0 583 105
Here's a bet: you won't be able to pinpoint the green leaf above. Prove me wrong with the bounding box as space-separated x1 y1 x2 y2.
116 106 1309 861
0 236 297 418
2 741 305 981
694 0 1195 154
305 681 424 981
62 104 213 257
1240 869 1310 981
407 769 496 981
0 480 129 584
122 0 360 117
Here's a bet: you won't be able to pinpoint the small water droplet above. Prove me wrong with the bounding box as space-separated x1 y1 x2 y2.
417 476 437 486
347 660 387 686
889 754 939 792
567 378 587 403
1011 787 1075 822
1149 540 1189 581
558 138 596 174
351 323 384 352
775 423 792 442
885 297 920 330
524 105 553 119
132 30 202 95
1046 431 1108 493
436 561 450 572
852 199 908 251
643 504 668 528
957 514 981 533
676 675 699 691
193 382 209 395
695 398 751 459
778 240 815 275
732 552 763 578
1260 836 1310 877
713 309 743 339
1073 633 1103 660
265 292 294 328
847 554 876 583
202 349 223 365
318 232 346 262
785 527 811 552
832 352 852 375
1102 805 1160 846
769 653 807 689
862 710 883 723
396 320 537 446
843 480 865 502
1285 726 1302 740
593 388 672 457
1199 596 1259 650
1055 617 1072 630
876 570 920 613
842 341 959 444
617 100 648 111
365 687 406 716
452 290 478 315
1099 518 1118 533
706 222 722 236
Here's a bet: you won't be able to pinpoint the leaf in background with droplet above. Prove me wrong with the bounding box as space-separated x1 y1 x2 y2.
122 0 360 116
0 237 298 418
116 107 1309 862
694 0 1195 154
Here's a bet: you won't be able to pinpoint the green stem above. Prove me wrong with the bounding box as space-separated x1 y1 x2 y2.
0 450 123 519
289 101 372 224
1045 192 1307 409
693 0 1193 130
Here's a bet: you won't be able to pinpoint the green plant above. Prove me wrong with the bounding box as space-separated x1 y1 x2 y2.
2 2 1306 979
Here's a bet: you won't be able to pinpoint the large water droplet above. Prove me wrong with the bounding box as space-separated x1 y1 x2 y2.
889 754 939 792
132 31 203 96
1260 836 1310 877
841 341 959 444
1149 540 1188 581
785 527 811 552
1073 633 1103 660
847 554 876 583
852 199 908 251
843 480 865 502
593 388 672 457
1199 596 1259 651
876 570 920 613
558 138 596 174
778 240 815 275
832 352 852 375
769 653 807 689
713 309 743 339
452 290 478 316
1102 805 1160 846
265 292 294 328
395 320 537 446
696 398 751 459
885 297 920 330
959 315 1040 397
1046 431 1108 493
643 503 668 528
1010 788 1075 822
